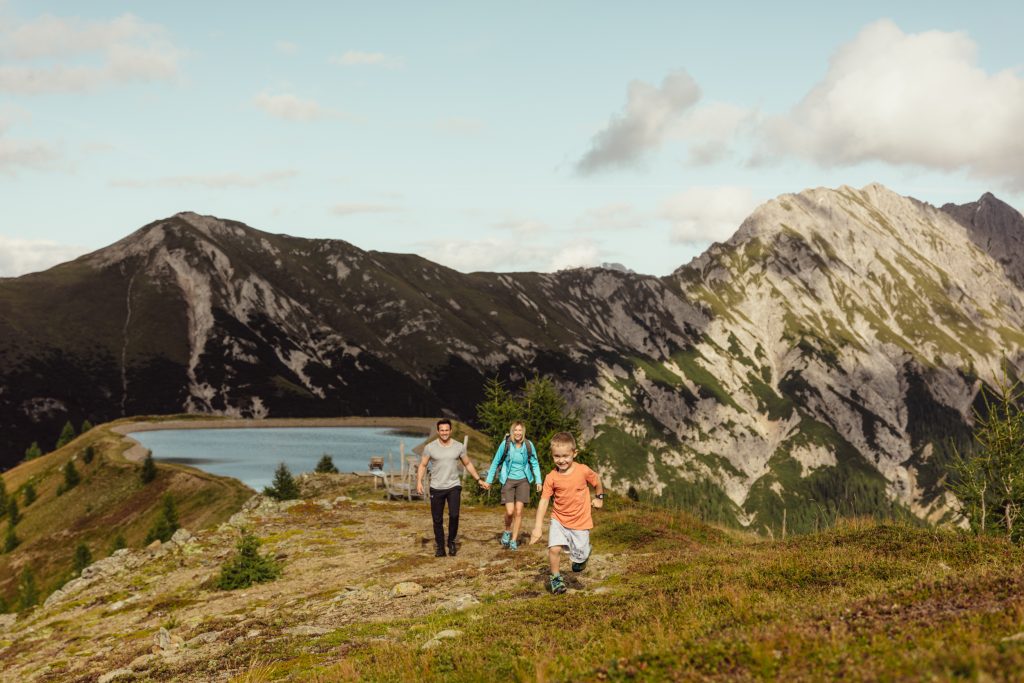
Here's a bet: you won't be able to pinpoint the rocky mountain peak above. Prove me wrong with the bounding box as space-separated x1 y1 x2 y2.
941 192 1024 287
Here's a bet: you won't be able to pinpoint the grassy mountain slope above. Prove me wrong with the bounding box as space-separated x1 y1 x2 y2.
0 418 251 608
1 475 1021 681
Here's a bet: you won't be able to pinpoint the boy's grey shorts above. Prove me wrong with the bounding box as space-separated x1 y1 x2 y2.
547 518 591 563
501 477 531 504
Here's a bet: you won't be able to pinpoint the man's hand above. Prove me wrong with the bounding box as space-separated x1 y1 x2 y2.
529 526 542 545
480 481 491 491
592 497 603 509
416 481 423 495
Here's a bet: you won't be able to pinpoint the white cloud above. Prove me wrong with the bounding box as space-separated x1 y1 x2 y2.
548 240 601 271
575 203 646 231
756 19 1024 189
415 235 602 273
0 13 181 93
253 92 348 122
673 102 755 166
0 114 60 173
0 236 86 277
110 169 299 189
331 203 402 216
330 51 404 68
660 186 759 244
576 69 700 174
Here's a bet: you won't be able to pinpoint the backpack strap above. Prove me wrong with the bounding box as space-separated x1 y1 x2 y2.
493 435 512 473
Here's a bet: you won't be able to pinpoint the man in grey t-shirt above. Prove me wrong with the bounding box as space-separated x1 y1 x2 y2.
416 418 485 557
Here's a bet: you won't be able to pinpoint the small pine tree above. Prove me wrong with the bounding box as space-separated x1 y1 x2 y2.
144 494 179 544
55 420 76 450
22 483 36 507
73 543 92 575
315 454 339 474
83 445 95 465
110 532 127 553
24 442 42 461
216 532 281 590
263 463 300 500
3 523 18 553
81 420 94 434
0 477 6 518
16 567 37 611
140 453 157 484
6 497 19 526
63 460 81 491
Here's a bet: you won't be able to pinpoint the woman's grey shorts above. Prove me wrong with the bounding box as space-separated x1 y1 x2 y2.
501 477 531 504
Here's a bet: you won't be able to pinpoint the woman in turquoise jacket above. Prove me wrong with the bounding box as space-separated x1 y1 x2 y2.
482 420 542 550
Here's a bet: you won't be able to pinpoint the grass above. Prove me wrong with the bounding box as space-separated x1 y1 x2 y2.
218 511 1024 682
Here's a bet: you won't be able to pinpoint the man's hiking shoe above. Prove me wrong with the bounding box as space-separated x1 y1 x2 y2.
508 540 518 551
571 556 589 572
549 574 567 595
500 531 512 548
435 545 446 557
448 542 458 557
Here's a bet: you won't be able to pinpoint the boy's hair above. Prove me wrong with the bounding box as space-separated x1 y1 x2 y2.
436 418 452 430
549 431 577 451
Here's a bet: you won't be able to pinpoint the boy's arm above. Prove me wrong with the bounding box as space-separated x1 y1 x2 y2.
590 469 605 508
529 495 550 544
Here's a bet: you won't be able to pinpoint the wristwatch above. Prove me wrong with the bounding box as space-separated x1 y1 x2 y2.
595 494 605 499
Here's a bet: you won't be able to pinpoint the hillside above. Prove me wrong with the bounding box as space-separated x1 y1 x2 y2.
0 418 252 608
2 184 1024 530
1 474 1022 681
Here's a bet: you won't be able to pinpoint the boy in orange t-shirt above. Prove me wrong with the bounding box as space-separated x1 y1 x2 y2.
529 431 604 594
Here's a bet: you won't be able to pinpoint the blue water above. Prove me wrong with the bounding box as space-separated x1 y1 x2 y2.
128 427 424 491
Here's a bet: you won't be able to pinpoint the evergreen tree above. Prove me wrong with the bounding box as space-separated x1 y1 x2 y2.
23 442 41 461
6 497 19 526
73 543 92 575
144 494 179 544
55 420 76 450
16 567 37 611
81 420 94 434
315 454 339 474
0 477 6 518
949 376 1024 539
263 463 300 500
216 532 281 590
140 453 157 484
110 532 127 553
63 460 81 491
83 445 95 465
22 482 35 507
3 523 18 553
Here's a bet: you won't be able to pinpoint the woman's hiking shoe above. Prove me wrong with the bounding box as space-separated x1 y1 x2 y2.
571 557 588 572
549 574 567 594
508 540 518 551
500 531 512 548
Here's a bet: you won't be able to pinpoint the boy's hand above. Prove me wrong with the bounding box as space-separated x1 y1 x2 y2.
529 526 542 545
592 498 604 509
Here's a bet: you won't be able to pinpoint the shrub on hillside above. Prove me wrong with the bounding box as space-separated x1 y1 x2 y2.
6 497 19 526
81 420 93 434
216 532 281 590
110 532 127 553
315 454 339 474
55 420 76 450
140 453 157 484
263 463 300 500
23 442 41 461
83 445 95 465
144 494 179 544
73 543 92 576
17 567 37 611
57 460 80 495
22 483 35 507
0 477 6 516
3 523 18 553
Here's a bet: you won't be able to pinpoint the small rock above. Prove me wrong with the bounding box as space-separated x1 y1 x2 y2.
438 594 480 612
146 539 162 550
421 629 463 650
247 629 261 638
1002 632 1024 642
284 625 330 637
186 630 222 646
390 582 424 598
333 495 351 503
155 627 179 651
98 669 133 683
170 528 193 545
43 589 65 609
129 653 156 669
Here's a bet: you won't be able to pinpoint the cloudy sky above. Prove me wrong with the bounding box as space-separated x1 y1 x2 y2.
2 2 1023 277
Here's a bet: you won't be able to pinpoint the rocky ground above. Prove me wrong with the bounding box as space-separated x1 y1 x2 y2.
0 474 622 682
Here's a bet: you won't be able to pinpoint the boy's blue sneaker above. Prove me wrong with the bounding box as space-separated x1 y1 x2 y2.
500 531 512 548
508 540 518 551
571 556 589 572
549 573 567 594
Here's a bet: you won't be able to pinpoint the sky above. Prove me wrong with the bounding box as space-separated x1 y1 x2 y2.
2 1 1023 277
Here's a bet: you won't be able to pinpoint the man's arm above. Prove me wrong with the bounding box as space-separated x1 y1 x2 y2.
460 452 485 487
415 454 431 494
529 495 550 544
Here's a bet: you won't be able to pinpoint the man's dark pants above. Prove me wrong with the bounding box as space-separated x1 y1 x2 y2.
429 485 461 548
